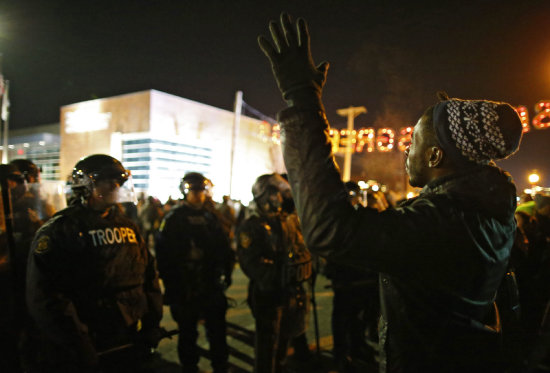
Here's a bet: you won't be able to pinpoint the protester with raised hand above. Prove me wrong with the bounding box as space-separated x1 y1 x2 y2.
259 13 523 372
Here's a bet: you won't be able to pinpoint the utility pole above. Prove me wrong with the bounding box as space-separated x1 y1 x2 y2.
229 91 243 197
336 106 367 181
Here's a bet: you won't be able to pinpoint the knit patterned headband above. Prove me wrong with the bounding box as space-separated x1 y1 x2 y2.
433 98 523 166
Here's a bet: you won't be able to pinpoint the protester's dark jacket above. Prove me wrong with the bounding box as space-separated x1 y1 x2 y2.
155 201 235 304
278 106 517 372
26 202 163 365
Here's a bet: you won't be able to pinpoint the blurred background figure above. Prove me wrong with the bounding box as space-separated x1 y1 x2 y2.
216 195 237 246
10 159 56 222
512 193 550 369
0 164 33 372
138 195 164 249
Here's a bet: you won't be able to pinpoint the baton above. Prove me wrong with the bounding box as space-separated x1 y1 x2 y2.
97 328 179 357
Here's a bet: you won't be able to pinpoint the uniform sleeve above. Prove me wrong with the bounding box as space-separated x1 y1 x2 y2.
278 107 469 277
236 219 281 291
141 232 163 329
26 221 98 366
211 213 236 279
154 212 185 291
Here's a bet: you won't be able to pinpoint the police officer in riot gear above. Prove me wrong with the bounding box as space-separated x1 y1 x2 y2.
0 164 30 372
0 162 57 372
237 173 313 373
155 172 235 373
26 154 163 373
10 158 55 225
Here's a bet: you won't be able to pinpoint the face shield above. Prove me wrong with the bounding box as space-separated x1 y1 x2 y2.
25 180 67 220
115 174 138 204
71 165 136 205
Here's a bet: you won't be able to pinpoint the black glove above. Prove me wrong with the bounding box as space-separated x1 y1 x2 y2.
258 13 329 102
137 326 165 349
221 273 232 290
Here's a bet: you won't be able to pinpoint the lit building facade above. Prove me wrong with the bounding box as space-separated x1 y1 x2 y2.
60 90 285 203
3 123 61 181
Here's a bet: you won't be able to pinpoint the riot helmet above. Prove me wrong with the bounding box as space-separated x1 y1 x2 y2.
71 154 131 203
252 173 289 215
0 164 27 201
344 181 360 197
0 164 25 184
10 159 40 183
179 172 212 198
344 181 363 207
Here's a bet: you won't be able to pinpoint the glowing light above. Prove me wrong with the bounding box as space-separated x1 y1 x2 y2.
515 106 530 133
64 101 112 133
339 129 355 152
406 192 415 199
270 123 281 145
397 126 413 151
532 101 550 129
377 128 395 152
528 172 540 184
39 141 45 146
356 128 375 152
329 128 340 153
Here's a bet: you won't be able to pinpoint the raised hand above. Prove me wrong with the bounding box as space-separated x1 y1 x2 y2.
258 13 329 102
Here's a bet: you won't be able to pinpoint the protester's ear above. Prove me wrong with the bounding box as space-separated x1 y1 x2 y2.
427 146 444 168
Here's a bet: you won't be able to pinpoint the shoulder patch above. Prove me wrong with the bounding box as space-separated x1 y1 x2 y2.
34 236 51 254
239 232 252 249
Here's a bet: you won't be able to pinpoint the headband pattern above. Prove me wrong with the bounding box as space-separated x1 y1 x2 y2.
446 100 507 164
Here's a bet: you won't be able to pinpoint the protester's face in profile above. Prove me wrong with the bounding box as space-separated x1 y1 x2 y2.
405 116 430 188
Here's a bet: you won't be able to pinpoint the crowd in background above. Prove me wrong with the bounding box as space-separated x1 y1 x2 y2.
2 155 550 372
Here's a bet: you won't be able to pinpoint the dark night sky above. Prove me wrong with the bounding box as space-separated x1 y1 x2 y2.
1 0 549 190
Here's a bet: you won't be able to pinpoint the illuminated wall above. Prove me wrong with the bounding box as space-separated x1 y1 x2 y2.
60 90 284 203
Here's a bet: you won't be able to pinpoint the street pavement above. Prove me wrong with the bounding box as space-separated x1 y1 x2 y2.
147 265 379 373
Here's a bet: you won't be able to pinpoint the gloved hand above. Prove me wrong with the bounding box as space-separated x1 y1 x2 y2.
221 273 232 290
77 335 99 370
258 13 329 103
137 326 165 349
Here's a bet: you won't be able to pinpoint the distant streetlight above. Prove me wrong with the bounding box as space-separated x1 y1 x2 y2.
336 106 367 182
528 171 540 185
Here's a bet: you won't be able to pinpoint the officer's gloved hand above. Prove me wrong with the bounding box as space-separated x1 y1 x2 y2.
78 336 99 370
221 274 232 290
258 13 329 105
137 326 165 349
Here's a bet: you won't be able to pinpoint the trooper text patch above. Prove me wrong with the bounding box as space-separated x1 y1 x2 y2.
88 227 138 247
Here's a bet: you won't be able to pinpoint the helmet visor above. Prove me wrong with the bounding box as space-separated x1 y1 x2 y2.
116 175 137 204
92 166 130 186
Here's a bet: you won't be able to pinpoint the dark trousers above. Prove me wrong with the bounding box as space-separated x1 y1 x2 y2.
170 291 228 373
331 283 378 361
254 306 290 373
